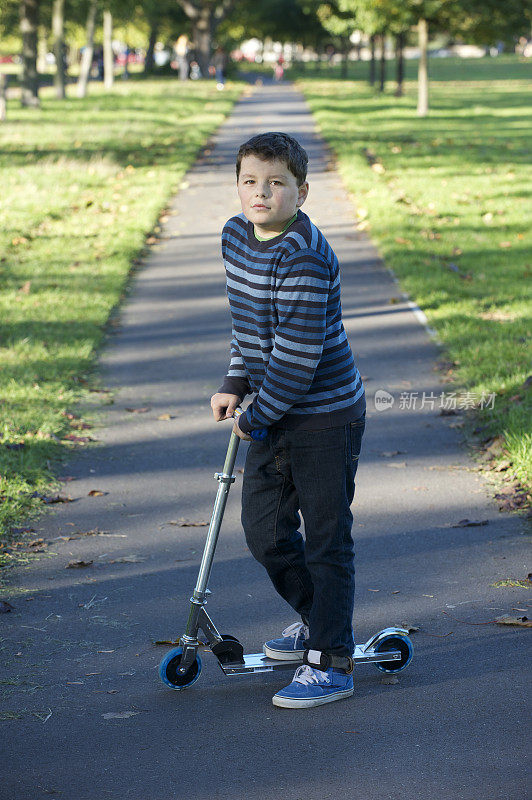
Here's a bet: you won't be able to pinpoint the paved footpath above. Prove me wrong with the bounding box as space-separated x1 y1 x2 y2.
2 84 529 800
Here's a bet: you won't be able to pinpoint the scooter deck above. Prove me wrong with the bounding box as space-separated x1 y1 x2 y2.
220 644 402 675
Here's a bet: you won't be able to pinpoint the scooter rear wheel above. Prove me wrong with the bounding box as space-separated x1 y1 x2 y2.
159 646 202 690
374 634 413 673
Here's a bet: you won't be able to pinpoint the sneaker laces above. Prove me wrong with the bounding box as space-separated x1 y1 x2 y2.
281 621 309 644
293 665 330 686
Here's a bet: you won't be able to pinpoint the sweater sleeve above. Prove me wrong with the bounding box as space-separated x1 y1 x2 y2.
238 249 329 433
218 328 251 400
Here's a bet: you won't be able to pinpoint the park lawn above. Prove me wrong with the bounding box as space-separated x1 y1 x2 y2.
296 56 531 494
0 77 242 549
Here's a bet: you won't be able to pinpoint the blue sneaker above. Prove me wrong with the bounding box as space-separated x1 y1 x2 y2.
272 665 354 708
263 621 308 661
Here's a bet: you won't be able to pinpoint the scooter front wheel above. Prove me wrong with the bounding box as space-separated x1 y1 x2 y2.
159 647 202 690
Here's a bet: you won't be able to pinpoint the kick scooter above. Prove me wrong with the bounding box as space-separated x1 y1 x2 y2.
159 413 413 690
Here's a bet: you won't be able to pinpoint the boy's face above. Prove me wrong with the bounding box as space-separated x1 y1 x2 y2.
237 155 308 236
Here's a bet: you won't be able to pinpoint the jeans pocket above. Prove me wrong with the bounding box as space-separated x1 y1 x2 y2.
349 415 365 462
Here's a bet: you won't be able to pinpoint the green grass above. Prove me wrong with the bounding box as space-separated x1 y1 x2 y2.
0 77 242 545
296 56 531 489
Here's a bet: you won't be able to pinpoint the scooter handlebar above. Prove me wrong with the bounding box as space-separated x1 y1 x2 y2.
233 408 268 441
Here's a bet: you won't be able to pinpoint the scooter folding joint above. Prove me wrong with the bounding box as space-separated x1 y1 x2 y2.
214 472 236 484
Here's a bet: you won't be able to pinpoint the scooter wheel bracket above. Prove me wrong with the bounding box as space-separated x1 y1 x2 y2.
211 635 245 665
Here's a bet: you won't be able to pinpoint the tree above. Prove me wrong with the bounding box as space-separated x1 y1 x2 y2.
450 0 531 47
103 8 113 88
77 0 98 98
176 0 236 76
52 0 66 98
20 0 40 106
141 0 189 74
317 2 359 78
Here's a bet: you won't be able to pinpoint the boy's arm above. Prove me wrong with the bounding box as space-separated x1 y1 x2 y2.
219 328 251 400
238 250 328 435
211 329 251 423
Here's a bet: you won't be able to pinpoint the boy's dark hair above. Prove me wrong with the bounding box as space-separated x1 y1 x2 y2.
236 132 308 186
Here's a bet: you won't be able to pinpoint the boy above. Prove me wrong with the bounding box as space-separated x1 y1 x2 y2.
211 132 365 709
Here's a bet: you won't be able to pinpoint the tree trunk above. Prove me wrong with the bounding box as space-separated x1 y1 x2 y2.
77 0 97 98
20 0 40 107
192 7 212 77
144 20 158 74
0 74 7 121
379 34 386 92
369 34 376 86
52 0 65 99
417 18 429 116
37 27 47 73
341 49 348 79
103 9 114 89
395 32 404 97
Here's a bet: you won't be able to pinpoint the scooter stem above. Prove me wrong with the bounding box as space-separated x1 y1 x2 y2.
193 429 240 599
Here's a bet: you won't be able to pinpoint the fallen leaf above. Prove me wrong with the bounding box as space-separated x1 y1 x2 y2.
9 526 36 535
66 560 93 569
88 490 108 497
62 434 92 444
0 601 14 613
401 623 420 633
153 639 180 646
102 711 139 719
157 413 175 421
492 578 531 589
484 435 506 458
499 241 512 248
494 461 511 472
451 519 489 528
31 493 73 504
495 615 531 627
125 407 151 414
106 555 146 564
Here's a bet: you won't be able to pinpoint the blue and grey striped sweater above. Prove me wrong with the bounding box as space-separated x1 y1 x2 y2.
219 210 365 433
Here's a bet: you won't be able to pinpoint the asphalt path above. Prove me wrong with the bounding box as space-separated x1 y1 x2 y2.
1 83 530 800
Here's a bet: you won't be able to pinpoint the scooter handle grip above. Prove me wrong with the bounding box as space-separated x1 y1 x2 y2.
233 408 268 441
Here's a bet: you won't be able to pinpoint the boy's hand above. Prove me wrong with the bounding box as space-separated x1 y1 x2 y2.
232 420 252 441
210 392 240 421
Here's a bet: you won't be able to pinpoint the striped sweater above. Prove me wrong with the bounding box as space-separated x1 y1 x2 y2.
218 210 365 434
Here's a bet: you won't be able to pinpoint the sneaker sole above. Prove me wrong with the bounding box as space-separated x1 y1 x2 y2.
272 686 354 709
263 645 305 661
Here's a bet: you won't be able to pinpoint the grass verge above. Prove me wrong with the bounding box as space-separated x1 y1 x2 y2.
0 77 242 553
296 55 531 500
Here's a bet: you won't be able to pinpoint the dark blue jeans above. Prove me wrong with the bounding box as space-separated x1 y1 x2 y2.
241 415 365 657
